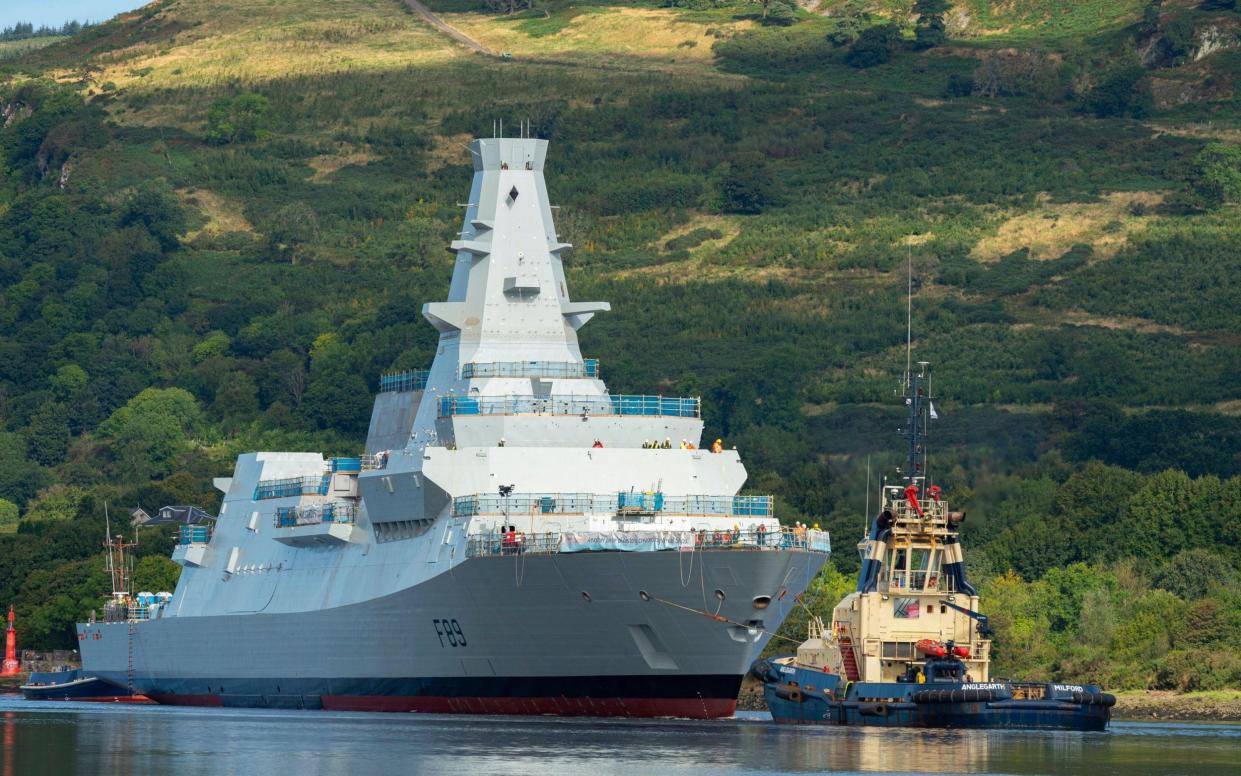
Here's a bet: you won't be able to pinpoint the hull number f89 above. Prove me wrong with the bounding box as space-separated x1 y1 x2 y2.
433 619 467 647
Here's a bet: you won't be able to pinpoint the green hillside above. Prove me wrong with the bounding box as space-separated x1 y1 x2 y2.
0 0 1239 689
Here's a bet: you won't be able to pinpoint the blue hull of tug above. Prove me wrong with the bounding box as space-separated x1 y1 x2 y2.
755 660 1112 731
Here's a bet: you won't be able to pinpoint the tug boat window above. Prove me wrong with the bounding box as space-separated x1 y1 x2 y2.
910 548 932 590
889 548 908 589
881 641 916 659
893 597 920 619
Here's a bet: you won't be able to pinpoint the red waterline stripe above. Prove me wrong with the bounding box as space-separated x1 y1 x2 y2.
147 693 735 717
321 695 736 717
146 693 224 707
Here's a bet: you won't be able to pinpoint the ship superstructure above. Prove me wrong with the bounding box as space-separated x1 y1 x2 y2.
822 363 992 684
77 137 829 717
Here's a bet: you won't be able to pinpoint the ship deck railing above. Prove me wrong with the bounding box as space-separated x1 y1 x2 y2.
438 394 700 419
887 498 952 526
465 527 830 558
884 572 958 594
253 475 331 500
274 502 357 528
178 525 212 545
379 368 431 393
461 359 600 380
453 492 773 518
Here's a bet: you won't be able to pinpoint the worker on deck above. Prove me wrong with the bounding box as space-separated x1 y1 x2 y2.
592 439 603 448
711 438 723 454
663 438 672 449
679 439 688 449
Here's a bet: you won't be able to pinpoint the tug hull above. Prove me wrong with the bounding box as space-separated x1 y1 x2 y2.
756 660 1113 731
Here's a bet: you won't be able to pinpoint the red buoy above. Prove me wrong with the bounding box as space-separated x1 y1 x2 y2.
1 606 19 675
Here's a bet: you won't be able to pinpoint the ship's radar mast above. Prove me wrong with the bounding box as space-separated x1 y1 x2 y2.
899 361 933 495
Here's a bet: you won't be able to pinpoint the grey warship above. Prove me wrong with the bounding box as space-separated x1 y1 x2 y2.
76 137 830 717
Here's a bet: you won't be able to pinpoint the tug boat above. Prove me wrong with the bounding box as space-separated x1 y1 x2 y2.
23 531 152 703
752 362 1114 731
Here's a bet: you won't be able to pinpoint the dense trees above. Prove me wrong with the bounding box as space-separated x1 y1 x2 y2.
912 0 950 49
1185 142 1241 208
0 21 90 41
720 154 781 214
205 93 271 145
846 23 902 68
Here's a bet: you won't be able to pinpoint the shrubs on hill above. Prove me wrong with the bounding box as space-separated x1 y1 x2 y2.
205 93 271 145
845 22 902 68
720 155 781 214
826 0 873 46
971 50 1062 99
763 0 798 27
1083 67 1152 117
0 499 17 534
912 0 950 50
665 228 723 252
837 0 951 68
1184 142 1241 209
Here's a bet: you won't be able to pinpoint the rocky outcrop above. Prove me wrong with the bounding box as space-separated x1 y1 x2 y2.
1139 18 1239 68
1 99 33 128
1194 23 1239 62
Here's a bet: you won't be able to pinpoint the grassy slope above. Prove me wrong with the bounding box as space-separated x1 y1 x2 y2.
0 37 67 61
4 0 1240 525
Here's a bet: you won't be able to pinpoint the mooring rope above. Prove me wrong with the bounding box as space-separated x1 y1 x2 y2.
647 593 804 647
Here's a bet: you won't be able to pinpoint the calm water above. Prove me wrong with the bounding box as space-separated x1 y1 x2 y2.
0 696 1237 776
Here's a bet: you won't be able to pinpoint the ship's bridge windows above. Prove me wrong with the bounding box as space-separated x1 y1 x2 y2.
887 548 907 589
887 546 944 591
910 548 937 590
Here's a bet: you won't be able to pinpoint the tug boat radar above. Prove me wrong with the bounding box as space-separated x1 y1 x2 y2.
752 362 1115 730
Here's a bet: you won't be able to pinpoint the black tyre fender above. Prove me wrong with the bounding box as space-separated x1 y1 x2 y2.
1072 690 1116 707
749 659 780 683
912 687 1008 704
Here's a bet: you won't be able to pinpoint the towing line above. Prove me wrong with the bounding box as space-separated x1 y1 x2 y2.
648 594 805 647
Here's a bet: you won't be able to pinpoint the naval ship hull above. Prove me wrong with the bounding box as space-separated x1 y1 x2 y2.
79 546 826 717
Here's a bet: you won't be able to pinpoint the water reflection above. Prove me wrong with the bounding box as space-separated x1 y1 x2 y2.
0 697 1236 776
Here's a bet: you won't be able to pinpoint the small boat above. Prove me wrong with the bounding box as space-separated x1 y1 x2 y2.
22 522 152 704
752 362 1114 731
21 668 150 703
